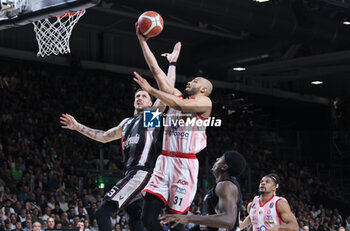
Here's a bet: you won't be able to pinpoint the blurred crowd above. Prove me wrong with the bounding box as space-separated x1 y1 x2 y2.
0 60 349 231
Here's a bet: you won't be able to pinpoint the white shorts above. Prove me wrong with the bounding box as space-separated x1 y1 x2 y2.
142 153 199 214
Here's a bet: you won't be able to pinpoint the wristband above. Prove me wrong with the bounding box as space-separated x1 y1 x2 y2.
169 62 176 66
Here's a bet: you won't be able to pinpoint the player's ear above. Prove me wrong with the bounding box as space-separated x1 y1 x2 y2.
275 184 279 190
221 163 228 172
200 86 207 94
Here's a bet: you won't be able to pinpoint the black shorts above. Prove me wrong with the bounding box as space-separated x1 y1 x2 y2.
104 169 151 210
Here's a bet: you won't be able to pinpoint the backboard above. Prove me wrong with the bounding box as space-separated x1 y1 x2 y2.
0 0 100 30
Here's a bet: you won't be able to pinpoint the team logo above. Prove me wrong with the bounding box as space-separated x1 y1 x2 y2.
252 203 256 209
269 202 274 208
143 109 161 128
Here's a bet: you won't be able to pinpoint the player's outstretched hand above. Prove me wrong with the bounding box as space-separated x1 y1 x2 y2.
135 22 148 41
60 113 78 130
159 214 189 228
133 72 153 93
162 42 182 63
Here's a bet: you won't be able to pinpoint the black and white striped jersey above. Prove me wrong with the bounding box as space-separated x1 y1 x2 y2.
121 113 160 172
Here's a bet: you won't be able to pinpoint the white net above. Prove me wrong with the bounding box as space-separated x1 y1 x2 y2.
32 9 86 57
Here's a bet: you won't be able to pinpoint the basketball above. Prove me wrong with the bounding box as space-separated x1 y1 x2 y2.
137 11 164 38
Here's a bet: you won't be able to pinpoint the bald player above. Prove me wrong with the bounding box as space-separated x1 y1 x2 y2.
135 23 213 231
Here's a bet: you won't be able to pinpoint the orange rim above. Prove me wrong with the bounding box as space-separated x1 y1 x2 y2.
56 9 85 18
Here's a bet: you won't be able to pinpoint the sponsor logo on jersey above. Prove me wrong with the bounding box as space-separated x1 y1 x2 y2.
176 187 186 194
177 179 188 185
165 130 190 139
122 134 140 149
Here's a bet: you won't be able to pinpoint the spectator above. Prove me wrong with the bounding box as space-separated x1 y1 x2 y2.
90 219 98 231
76 222 84 231
23 220 32 231
18 210 26 224
41 208 51 221
51 203 62 217
58 196 68 213
67 208 75 223
76 207 88 222
31 209 40 223
60 213 69 227
46 218 54 230
41 221 47 231
55 222 62 230
344 216 350 231
87 204 96 224
9 214 17 230
13 221 23 231
11 162 23 181
83 220 90 231
299 222 304 231
46 198 55 211
32 222 41 231
4 219 12 231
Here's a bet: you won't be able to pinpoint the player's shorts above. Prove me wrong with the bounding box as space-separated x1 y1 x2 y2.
142 152 199 214
105 168 151 210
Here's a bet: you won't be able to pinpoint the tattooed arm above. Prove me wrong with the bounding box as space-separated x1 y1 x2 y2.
60 113 128 143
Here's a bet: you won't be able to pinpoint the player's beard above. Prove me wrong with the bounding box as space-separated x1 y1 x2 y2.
183 86 200 98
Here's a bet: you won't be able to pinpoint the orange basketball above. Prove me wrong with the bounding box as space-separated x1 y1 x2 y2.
137 11 164 38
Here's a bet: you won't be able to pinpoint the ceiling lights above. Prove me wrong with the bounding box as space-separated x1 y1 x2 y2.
311 81 323 85
233 67 246 71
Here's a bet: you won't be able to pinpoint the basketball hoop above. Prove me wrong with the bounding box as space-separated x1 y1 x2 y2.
32 9 86 57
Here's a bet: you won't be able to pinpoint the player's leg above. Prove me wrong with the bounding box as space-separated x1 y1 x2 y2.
95 200 118 231
141 155 170 230
97 169 150 231
141 193 164 231
124 199 144 231
167 158 199 231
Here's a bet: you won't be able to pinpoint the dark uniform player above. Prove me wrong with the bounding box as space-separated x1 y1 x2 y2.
60 89 163 231
160 150 246 231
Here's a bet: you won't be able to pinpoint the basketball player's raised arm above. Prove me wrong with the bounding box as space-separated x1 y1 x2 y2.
268 200 299 231
160 181 239 229
150 99 167 112
60 113 128 143
133 72 212 115
240 203 252 230
136 23 181 95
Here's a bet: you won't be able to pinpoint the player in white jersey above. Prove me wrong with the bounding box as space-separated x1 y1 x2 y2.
135 23 213 231
240 174 298 231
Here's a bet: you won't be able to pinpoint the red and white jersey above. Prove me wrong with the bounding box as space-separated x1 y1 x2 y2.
162 102 208 156
249 195 285 231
